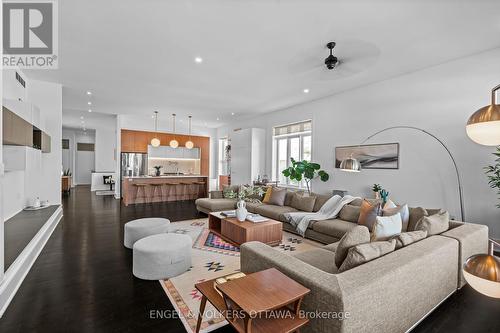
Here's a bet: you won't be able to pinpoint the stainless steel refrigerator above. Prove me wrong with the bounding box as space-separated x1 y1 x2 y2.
120 153 147 196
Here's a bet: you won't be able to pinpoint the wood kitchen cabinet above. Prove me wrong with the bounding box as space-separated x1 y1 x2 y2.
2 106 33 146
121 130 136 152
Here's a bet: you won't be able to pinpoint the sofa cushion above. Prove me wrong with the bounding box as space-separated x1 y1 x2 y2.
210 190 223 199
245 201 264 214
350 198 363 206
322 242 340 252
292 248 338 274
312 193 333 212
383 202 410 232
339 205 361 223
408 207 442 231
268 187 287 206
262 186 272 203
414 211 450 235
358 199 382 231
371 214 402 241
334 225 370 268
389 230 428 249
255 204 298 221
338 239 396 272
195 198 236 211
290 192 316 212
312 219 358 239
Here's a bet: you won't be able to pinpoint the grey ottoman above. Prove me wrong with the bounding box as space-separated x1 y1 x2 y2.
132 233 192 280
124 218 170 249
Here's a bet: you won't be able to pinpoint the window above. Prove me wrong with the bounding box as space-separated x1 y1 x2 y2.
272 120 312 188
218 137 229 176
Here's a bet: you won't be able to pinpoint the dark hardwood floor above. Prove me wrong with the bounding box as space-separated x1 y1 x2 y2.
0 186 498 332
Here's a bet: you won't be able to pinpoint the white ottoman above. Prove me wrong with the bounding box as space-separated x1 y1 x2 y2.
124 218 170 249
133 233 192 280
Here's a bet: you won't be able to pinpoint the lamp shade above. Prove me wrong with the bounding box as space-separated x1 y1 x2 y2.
340 157 361 172
151 137 160 147
169 139 179 148
463 253 500 298
185 140 194 149
466 84 500 146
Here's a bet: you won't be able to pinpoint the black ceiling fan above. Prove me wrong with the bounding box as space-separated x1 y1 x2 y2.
324 41 339 70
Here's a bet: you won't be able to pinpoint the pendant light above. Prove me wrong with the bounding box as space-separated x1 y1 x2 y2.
150 111 161 147
466 84 500 146
185 115 194 149
169 113 179 148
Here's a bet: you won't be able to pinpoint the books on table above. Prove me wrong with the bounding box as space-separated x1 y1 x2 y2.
221 210 236 217
246 214 268 223
214 272 246 296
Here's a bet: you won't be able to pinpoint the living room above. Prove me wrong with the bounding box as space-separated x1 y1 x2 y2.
1 1 499 333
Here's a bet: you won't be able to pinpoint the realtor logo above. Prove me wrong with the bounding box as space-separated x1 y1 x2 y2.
2 1 58 69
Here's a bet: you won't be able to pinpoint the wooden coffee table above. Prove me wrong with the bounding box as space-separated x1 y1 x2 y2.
209 212 282 247
195 268 310 333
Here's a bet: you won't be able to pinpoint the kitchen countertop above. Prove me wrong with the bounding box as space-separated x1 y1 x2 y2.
123 175 207 179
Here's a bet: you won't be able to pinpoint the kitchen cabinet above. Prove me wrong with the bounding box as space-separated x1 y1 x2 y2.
3 106 33 146
121 130 135 152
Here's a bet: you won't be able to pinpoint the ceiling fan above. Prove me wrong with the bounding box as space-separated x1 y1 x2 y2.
289 39 380 80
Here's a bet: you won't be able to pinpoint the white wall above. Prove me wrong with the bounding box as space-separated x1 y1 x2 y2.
62 128 95 185
217 48 500 238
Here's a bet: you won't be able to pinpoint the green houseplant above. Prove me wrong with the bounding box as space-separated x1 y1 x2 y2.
282 158 329 195
485 146 500 208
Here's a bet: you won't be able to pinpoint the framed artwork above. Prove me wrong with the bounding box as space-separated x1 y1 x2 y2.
335 143 399 170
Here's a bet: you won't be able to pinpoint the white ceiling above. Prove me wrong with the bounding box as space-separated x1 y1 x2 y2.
25 0 500 128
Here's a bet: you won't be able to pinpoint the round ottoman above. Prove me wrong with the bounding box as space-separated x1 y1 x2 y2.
133 233 192 280
124 218 170 249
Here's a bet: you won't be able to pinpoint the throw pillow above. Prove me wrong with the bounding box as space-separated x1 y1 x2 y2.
389 230 428 249
414 211 450 235
371 214 402 241
210 191 223 199
350 198 364 207
357 199 382 231
313 193 333 212
338 239 396 272
339 205 361 223
284 190 295 206
383 203 410 232
268 187 287 206
334 225 370 268
408 207 443 231
290 192 317 212
262 187 272 203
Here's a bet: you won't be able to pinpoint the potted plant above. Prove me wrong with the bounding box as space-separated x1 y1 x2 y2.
153 165 162 176
372 184 382 199
485 146 500 208
281 158 330 195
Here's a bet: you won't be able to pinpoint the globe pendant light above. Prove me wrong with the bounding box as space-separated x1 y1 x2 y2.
169 113 179 148
150 111 161 147
466 84 500 146
185 115 194 149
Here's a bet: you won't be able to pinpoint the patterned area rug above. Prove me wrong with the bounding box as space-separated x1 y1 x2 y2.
160 218 322 333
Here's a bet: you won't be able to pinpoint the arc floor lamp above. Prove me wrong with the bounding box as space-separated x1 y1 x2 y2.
339 125 465 221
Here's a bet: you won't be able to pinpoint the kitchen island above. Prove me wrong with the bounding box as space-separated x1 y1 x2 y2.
122 175 208 206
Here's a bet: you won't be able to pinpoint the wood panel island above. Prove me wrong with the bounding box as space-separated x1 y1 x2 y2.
122 175 208 206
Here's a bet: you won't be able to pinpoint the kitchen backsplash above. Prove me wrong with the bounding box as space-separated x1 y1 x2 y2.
148 158 201 175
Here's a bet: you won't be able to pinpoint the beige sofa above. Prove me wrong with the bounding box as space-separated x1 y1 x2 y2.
195 188 359 244
240 221 488 333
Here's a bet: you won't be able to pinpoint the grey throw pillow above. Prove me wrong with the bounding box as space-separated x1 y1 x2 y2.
268 187 287 206
408 207 443 231
290 192 317 212
312 193 333 212
334 225 370 268
389 230 428 249
339 205 361 223
338 239 396 272
414 211 450 235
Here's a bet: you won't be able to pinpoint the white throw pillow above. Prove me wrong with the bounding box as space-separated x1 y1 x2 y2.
371 214 402 241
383 200 410 232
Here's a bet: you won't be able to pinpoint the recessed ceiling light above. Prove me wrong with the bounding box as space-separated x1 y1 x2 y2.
216 117 220 121
88 101 92 105
88 109 92 112
80 116 84 119
231 112 235 116
303 88 310 94
194 57 203 63
87 91 92 95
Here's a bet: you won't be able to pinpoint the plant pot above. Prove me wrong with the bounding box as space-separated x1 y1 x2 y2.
236 200 248 222
374 192 381 199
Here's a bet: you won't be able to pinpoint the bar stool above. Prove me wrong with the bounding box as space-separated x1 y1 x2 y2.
167 182 180 202
179 181 192 201
150 183 163 203
134 183 149 204
193 181 206 198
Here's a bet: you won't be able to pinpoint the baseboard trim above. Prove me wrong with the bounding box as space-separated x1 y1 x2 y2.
0 205 63 318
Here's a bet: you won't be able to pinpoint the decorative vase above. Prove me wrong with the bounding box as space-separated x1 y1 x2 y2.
374 191 381 199
236 200 248 222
